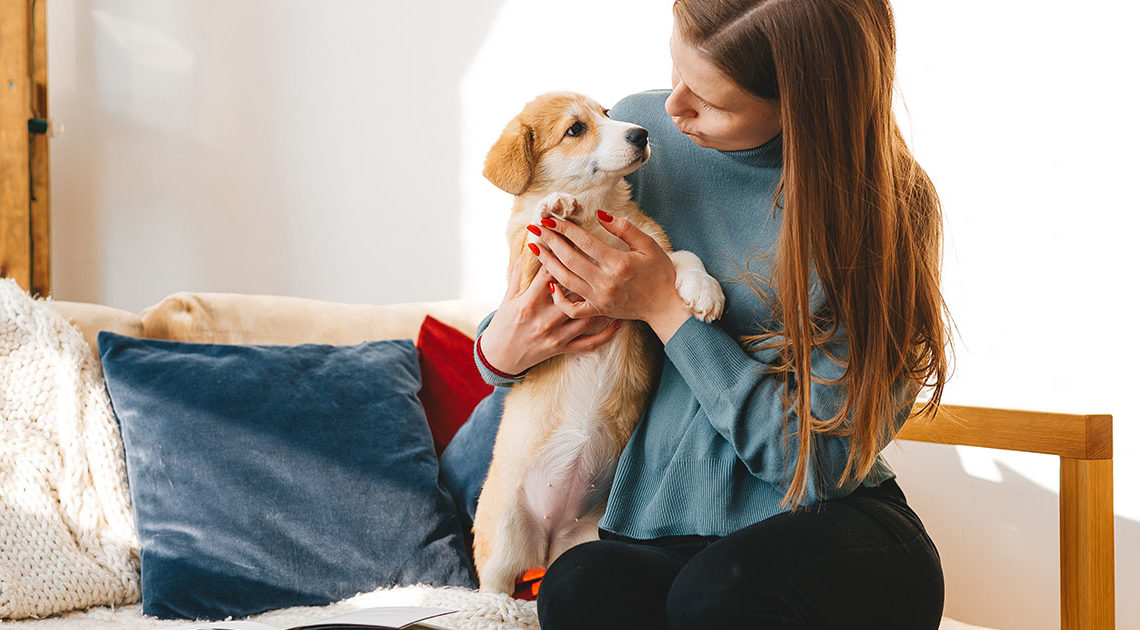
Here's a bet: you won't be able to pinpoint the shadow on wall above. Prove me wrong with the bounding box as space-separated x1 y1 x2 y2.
51 0 506 311
887 440 1137 630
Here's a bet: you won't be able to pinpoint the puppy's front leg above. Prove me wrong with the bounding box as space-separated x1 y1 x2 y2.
670 250 725 322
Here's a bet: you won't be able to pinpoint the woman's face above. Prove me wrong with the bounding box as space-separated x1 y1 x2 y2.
665 26 782 151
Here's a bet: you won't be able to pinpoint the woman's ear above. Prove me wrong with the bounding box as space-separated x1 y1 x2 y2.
483 118 535 195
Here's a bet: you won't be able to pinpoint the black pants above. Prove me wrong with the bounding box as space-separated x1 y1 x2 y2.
536 479 943 630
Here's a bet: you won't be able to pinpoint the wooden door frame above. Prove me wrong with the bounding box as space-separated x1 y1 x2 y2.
1 0 50 296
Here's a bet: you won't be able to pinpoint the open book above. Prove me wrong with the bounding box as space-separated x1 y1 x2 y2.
179 606 456 630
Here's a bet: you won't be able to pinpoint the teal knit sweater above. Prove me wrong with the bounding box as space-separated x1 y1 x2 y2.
475 90 915 539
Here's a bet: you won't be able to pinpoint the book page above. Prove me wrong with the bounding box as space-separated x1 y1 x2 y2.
287 606 456 630
176 607 455 630
179 621 279 630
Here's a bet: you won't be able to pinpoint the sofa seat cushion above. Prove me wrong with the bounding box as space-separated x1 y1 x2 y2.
97 332 476 620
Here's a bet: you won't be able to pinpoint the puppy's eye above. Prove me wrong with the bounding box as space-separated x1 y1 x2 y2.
566 121 587 137
603 109 610 117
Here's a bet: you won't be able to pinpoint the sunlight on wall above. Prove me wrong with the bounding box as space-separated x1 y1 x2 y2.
954 445 1005 485
91 8 196 131
890 0 1139 523
458 1 673 302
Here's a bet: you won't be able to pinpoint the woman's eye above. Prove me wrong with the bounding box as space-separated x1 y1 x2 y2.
567 121 587 137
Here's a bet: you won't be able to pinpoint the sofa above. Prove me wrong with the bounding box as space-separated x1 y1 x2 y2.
5 288 1102 629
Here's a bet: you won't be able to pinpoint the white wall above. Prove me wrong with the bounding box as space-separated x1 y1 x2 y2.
886 2 1140 627
48 1 1137 628
49 0 508 311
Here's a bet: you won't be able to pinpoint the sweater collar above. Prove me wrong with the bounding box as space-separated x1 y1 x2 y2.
717 132 783 168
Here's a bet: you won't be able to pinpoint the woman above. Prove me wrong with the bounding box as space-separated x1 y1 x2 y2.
475 0 950 627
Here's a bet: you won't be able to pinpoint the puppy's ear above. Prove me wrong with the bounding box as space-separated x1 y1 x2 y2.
484 118 535 195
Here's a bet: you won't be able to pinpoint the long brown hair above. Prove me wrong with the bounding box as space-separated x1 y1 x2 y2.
674 0 951 506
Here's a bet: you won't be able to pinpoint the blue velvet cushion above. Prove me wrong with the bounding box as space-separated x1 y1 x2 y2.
438 387 506 536
97 332 477 620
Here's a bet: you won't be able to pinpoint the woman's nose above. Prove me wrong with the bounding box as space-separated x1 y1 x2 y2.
664 87 693 118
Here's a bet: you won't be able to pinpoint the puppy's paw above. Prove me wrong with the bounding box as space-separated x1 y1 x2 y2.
677 271 725 322
669 250 725 322
534 192 582 223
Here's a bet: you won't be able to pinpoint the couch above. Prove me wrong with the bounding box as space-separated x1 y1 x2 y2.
5 290 1113 629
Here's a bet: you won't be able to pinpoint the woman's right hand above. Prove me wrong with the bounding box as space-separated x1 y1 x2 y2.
478 258 623 376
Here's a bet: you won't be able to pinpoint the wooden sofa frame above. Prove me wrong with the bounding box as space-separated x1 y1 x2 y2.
898 404 1115 629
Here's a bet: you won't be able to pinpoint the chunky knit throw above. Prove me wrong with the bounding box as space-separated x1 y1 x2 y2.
0 279 140 619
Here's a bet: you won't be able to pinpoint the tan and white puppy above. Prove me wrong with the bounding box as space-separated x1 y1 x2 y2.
473 91 724 594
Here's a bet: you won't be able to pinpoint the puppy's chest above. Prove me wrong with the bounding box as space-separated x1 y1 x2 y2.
527 335 642 454
519 350 634 520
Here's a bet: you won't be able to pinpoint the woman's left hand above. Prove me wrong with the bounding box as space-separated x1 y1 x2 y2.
528 211 691 342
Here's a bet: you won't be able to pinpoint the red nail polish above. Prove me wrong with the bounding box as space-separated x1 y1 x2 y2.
527 225 541 236
548 281 556 294
597 210 614 222
528 243 540 256
541 218 556 228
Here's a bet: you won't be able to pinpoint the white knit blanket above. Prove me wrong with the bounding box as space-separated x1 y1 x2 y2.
0 279 140 619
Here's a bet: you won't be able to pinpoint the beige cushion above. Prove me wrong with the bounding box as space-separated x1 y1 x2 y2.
50 300 143 359
138 293 493 345
50 293 496 373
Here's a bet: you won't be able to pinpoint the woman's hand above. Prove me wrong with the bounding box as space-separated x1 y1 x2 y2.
529 211 692 343
478 257 623 376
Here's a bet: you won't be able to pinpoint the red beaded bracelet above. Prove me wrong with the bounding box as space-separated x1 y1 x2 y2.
476 336 525 380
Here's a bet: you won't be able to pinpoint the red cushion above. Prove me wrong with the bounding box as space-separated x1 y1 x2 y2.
415 315 493 454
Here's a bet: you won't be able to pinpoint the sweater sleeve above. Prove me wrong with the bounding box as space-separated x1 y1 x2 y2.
472 310 526 387
664 315 918 500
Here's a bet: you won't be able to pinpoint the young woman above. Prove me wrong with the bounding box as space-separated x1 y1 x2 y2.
474 0 950 627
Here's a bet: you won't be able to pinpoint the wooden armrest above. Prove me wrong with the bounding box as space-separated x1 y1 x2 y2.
896 403 1115 630
898 403 1112 459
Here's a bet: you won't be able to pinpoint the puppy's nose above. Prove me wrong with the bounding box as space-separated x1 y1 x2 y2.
626 127 648 149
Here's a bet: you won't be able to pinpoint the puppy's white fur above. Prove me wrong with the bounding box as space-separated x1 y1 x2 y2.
474 92 724 594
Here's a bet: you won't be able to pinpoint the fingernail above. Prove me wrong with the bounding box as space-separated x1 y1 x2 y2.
540 218 557 228
597 210 614 222
528 243 540 256
527 224 541 236
548 282 556 294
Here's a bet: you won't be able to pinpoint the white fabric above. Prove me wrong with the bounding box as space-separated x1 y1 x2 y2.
3 585 538 630
0 279 140 619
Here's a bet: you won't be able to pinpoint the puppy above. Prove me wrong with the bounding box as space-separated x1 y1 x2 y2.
473 92 724 594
